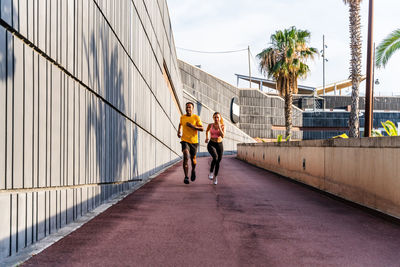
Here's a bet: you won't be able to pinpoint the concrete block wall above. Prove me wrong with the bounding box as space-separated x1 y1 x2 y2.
179 60 240 121
0 0 183 259
183 90 255 155
239 89 303 140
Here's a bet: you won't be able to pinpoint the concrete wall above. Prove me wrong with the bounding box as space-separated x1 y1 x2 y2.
179 60 240 122
183 90 255 155
0 0 183 259
237 137 400 219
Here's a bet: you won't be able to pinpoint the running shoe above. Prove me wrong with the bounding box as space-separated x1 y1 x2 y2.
184 177 189 184
208 173 213 180
190 171 196 182
213 177 218 185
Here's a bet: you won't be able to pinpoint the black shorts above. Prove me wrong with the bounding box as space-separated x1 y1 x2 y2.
181 141 198 158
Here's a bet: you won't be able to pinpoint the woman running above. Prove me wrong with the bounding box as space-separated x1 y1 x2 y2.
205 112 225 185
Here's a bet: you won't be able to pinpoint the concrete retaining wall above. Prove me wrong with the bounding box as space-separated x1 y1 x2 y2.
0 0 182 259
237 137 400 219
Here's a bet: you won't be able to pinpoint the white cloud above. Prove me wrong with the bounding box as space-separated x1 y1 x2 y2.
167 0 400 96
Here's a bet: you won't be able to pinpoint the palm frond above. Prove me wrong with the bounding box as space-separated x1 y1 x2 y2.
376 29 400 68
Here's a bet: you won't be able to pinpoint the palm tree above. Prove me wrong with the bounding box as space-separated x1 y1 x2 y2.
376 29 400 68
343 0 363 138
257 26 317 140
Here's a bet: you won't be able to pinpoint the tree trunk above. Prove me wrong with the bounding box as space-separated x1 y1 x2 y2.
284 93 293 140
348 1 362 138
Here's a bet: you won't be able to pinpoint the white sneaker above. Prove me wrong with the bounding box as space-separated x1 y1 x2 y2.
208 173 214 180
213 177 218 185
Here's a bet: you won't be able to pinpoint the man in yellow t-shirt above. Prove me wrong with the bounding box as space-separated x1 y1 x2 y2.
177 102 204 184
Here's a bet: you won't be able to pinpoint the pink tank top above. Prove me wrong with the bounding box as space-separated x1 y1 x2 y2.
210 125 220 139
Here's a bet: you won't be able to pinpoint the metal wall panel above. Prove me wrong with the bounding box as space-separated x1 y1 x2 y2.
60 0 67 67
67 79 74 186
23 47 33 189
37 57 46 188
9 194 17 255
75 0 81 80
25 192 33 247
19 0 27 37
66 0 74 74
59 189 66 227
0 194 11 258
73 82 79 185
0 26 6 190
17 193 26 251
37 0 46 52
27 0 34 42
87 0 94 90
81 0 88 86
1 0 13 26
32 54 39 189
49 0 56 62
6 32 13 190
48 190 56 235
51 66 61 187
36 191 45 241
78 86 85 185
13 39 24 189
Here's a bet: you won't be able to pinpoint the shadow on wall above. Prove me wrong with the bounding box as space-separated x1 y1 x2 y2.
0 22 15 81
84 28 132 183
196 101 202 117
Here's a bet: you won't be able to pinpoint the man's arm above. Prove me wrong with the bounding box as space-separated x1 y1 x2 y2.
186 116 204 132
177 123 182 138
186 123 203 131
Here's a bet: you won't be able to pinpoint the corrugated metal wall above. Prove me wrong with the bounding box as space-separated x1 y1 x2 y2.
0 0 183 259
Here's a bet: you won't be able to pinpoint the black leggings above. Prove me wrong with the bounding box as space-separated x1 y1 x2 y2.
207 141 224 176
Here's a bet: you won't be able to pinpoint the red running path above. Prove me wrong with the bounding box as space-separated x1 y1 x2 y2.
24 156 400 266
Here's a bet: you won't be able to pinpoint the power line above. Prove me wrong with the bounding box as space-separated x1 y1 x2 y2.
176 47 248 54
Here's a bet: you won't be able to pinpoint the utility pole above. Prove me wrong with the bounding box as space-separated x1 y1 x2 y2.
364 0 374 137
321 35 328 110
248 46 252 88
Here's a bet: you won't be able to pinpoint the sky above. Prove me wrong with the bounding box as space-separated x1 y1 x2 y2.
166 0 400 96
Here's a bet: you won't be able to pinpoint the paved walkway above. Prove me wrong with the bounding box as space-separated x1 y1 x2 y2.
24 156 400 266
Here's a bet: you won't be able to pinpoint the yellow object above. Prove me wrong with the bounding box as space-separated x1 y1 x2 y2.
180 114 203 144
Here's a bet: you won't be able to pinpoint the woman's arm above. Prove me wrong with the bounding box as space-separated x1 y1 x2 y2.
205 124 211 143
218 124 225 138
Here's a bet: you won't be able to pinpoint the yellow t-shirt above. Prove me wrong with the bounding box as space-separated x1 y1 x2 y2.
180 114 203 144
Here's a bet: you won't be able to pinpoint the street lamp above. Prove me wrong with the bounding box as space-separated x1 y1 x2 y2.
321 35 328 110
364 0 374 137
